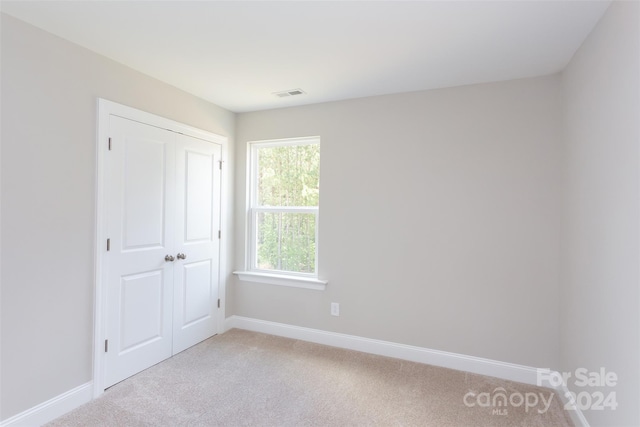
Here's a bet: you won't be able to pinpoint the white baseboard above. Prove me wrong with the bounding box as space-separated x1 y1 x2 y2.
0 382 92 427
556 384 591 427
225 315 541 384
225 315 589 426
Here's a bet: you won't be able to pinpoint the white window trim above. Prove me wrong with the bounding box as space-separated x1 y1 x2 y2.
234 136 327 290
233 270 327 291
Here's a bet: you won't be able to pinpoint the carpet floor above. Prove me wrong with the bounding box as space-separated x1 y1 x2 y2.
46 329 573 426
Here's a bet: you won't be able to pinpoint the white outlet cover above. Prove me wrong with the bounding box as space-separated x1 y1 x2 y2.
331 303 340 316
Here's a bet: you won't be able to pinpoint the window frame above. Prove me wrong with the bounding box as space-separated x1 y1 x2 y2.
236 136 327 290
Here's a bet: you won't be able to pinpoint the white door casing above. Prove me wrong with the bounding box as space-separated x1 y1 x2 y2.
94 100 227 394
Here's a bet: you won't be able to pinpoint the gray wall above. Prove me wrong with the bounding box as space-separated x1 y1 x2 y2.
234 75 563 369
561 2 639 426
0 14 235 419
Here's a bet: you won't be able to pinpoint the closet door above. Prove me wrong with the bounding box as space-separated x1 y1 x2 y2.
172 134 222 354
105 116 175 387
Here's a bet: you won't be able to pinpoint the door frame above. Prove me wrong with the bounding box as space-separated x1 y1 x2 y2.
93 99 229 397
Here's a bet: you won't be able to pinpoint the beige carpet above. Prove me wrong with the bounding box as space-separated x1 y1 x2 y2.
46 329 573 426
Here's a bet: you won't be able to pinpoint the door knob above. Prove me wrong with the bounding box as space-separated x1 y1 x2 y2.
176 253 187 260
165 255 175 262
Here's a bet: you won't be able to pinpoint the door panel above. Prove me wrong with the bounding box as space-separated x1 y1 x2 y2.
185 150 214 242
181 260 212 326
173 134 221 354
122 137 167 250
105 116 175 387
119 270 165 352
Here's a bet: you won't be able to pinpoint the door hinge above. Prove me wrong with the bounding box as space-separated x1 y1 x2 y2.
104 339 108 352
108 137 112 151
217 298 221 308
106 238 111 251
218 230 221 239
219 160 222 170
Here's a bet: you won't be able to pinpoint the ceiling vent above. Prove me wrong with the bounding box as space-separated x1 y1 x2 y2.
273 88 306 98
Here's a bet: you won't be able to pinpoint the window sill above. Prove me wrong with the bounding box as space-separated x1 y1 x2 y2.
233 271 327 291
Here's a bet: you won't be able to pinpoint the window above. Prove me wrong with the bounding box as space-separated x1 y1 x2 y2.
236 137 326 290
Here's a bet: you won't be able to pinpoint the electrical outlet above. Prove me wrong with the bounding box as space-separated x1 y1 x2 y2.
331 302 340 316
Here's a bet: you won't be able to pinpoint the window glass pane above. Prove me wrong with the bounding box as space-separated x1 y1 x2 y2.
257 144 320 207
256 211 316 274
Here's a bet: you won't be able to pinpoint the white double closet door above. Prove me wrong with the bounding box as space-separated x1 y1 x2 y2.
104 115 221 388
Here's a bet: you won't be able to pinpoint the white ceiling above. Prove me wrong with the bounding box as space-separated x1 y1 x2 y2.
1 1 611 113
